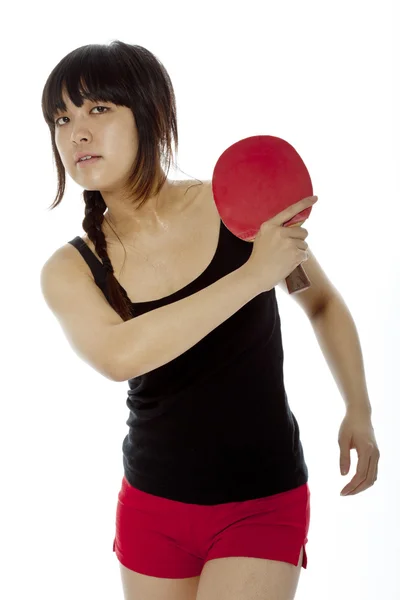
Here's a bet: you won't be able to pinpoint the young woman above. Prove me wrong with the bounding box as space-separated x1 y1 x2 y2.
40 40 379 600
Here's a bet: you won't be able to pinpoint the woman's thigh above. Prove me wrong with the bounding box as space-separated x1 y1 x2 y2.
196 546 303 600
119 564 200 600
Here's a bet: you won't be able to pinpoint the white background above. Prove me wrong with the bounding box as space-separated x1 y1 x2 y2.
1 0 398 598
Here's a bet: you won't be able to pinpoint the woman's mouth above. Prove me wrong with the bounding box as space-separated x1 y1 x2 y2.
77 156 102 167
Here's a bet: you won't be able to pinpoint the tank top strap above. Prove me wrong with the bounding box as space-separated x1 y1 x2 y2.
68 236 107 285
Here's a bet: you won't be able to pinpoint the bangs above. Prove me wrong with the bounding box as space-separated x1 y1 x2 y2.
42 44 133 126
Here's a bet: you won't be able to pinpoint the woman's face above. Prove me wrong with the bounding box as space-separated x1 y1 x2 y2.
54 91 139 195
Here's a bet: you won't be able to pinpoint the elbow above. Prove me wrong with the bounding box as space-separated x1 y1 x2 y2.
111 353 137 382
107 366 123 382
100 351 127 382
109 359 124 382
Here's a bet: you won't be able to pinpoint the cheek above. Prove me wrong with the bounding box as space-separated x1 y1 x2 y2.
105 127 138 169
107 122 137 151
54 135 69 166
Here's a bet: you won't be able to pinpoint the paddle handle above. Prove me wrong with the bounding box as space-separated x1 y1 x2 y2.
284 219 311 294
285 265 311 294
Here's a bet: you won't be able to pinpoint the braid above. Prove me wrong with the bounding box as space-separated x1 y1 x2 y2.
82 190 134 321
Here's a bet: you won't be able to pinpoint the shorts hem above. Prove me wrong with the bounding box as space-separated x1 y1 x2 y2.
206 539 308 570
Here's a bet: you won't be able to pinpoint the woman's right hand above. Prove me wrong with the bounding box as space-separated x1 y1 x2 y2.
242 195 319 293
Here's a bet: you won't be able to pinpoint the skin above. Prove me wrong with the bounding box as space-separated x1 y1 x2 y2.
54 91 182 242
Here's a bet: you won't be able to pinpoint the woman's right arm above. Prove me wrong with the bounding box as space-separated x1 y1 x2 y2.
40 248 262 382
114 265 262 381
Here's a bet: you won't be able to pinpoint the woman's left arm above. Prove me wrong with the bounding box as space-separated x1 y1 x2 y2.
310 296 380 496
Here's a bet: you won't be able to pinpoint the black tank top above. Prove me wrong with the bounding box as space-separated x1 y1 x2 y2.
68 219 308 504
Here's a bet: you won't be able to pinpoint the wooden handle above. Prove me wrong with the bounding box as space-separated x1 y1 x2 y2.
283 219 312 294
285 264 311 294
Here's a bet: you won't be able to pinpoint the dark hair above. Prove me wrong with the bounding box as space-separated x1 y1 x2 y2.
41 40 202 321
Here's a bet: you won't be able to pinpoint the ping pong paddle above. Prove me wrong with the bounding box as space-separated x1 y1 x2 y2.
211 135 315 294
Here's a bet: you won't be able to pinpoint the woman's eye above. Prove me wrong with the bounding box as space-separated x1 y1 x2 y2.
55 106 109 127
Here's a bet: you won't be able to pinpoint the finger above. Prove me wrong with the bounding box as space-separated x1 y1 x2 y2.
346 479 370 495
281 226 309 240
354 448 371 481
273 196 318 226
341 451 371 495
347 454 380 495
347 473 375 495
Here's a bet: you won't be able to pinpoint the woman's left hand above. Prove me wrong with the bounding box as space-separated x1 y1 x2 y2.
338 409 380 496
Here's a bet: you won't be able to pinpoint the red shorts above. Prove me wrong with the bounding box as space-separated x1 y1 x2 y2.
113 477 310 578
